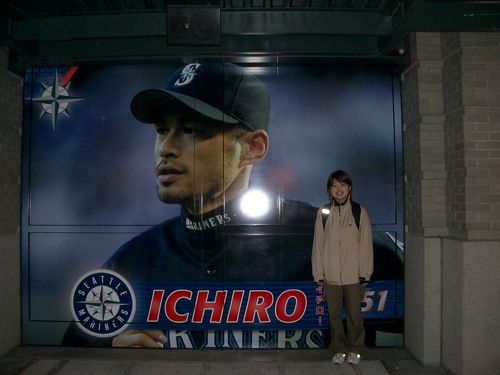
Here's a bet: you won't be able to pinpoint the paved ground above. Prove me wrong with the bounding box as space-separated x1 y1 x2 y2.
0 347 451 375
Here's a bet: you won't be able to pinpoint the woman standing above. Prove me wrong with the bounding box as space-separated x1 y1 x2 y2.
311 169 373 365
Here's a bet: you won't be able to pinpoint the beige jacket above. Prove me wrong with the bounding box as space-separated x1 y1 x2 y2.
311 200 373 285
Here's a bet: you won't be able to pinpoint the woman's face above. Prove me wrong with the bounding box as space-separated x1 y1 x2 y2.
330 179 351 204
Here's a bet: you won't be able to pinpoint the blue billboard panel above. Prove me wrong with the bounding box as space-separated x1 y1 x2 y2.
21 61 403 348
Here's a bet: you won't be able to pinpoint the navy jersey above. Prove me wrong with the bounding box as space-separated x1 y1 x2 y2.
62 195 317 347
62 194 402 347
104 195 317 282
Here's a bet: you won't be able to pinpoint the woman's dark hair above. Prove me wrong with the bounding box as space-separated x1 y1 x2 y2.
326 169 352 202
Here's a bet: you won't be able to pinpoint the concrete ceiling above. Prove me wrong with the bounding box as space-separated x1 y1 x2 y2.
1 0 499 72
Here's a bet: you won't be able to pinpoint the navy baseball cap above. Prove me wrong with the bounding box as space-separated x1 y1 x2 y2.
130 63 270 132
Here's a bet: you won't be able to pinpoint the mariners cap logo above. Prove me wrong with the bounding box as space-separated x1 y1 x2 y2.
130 62 269 131
174 63 201 87
70 269 136 338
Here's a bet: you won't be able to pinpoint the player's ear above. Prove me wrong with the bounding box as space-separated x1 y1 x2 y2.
239 129 269 167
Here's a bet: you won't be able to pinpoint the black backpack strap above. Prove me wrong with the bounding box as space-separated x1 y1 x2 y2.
351 201 361 230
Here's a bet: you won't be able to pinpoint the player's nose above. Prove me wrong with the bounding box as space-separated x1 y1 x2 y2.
157 131 182 158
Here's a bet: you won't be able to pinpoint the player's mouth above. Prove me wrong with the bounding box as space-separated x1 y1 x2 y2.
156 164 184 184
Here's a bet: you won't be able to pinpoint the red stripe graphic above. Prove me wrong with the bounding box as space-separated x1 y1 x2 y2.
59 66 79 86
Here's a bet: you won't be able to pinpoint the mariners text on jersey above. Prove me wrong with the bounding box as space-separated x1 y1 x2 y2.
185 213 231 231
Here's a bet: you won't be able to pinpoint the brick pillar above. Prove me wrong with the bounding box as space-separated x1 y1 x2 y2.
441 32 500 375
441 31 500 239
401 32 446 366
0 47 23 355
403 32 500 375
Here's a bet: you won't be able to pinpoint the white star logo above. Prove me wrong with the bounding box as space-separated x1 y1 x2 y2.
76 285 130 322
31 69 85 130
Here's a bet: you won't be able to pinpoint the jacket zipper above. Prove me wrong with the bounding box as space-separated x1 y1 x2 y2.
338 204 343 285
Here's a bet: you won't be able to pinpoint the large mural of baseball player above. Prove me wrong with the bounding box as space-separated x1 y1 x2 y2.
21 61 404 349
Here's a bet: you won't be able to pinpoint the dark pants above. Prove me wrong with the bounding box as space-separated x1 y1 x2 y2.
324 283 366 354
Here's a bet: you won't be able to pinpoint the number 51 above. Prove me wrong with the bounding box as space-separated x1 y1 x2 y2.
361 290 388 312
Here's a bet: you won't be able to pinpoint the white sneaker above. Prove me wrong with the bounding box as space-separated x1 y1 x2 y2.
347 352 361 365
332 352 346 365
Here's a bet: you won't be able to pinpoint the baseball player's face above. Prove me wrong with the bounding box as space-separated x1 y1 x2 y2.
154 106 247 214
330 179 351 204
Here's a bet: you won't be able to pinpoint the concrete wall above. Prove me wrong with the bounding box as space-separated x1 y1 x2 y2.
0 46 23 356
404 234 442 365
402 32 500 375
442 239 500 375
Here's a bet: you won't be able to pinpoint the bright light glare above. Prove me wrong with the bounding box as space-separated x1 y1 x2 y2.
240 190 270 218
321 208 330 215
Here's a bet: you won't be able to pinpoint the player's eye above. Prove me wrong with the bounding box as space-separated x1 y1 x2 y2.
155 125 169 136
182 123 208 137
183 126 197 135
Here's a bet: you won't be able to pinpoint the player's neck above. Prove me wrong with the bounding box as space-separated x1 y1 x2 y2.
185 170 251 216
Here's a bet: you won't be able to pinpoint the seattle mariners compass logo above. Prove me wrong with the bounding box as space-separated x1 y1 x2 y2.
71 269 136 338
31 67 85 131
